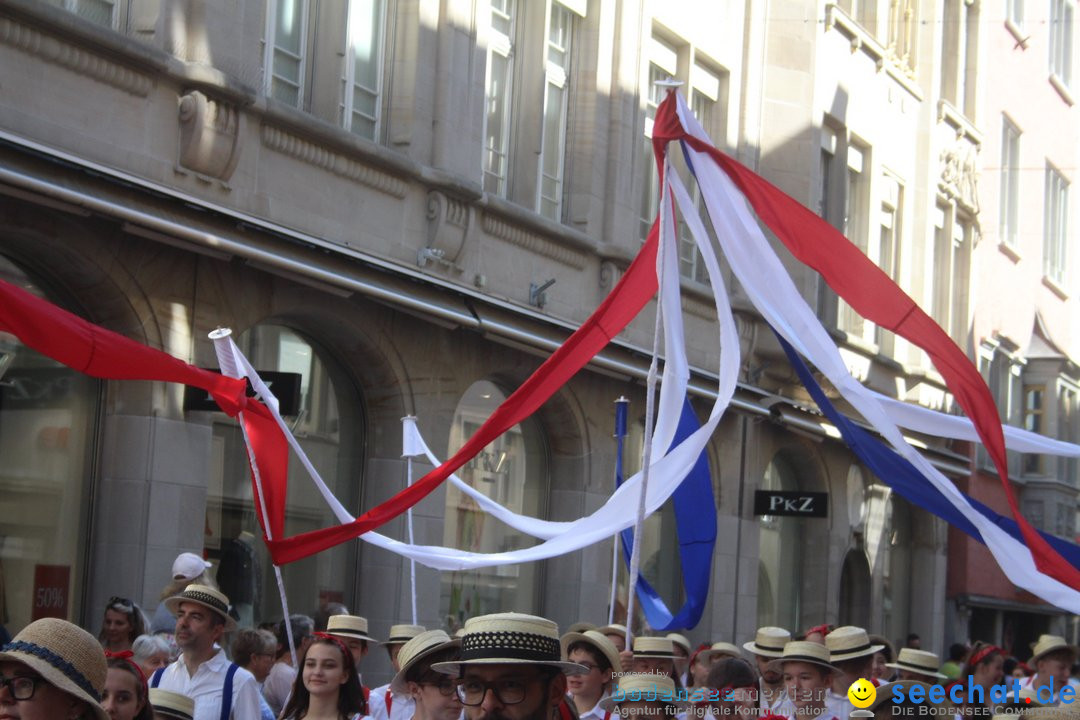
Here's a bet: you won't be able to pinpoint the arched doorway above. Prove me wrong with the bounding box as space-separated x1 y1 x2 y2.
838 549 871 629
757 452 803 630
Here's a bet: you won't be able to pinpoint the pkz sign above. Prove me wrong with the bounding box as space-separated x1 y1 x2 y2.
753 491 828 518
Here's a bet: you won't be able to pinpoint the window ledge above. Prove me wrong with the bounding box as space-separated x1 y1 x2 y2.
1005 19 1030 49
998 240 1022 263
1050 74 1076 106
1043 274 1070 300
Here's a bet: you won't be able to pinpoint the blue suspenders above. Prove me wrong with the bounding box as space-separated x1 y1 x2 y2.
149 663 240 720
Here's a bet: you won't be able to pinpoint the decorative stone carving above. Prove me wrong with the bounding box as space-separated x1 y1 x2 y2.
939 139 980 214
599 260 621 291
481 213 588 269
423 190 470 268
177 90 242 182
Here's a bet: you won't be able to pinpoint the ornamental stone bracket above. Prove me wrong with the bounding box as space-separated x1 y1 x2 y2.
938 137 980 215
176 90 243 184
419 190 470 272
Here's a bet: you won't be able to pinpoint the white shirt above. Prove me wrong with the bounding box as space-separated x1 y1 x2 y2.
576 697 612 720
759 679 796 717
825 689 853 720
156 648 262 720
368 681 416 720
262 661 297 717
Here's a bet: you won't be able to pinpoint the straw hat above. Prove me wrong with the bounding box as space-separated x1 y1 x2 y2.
390 630 460 693
599 673 689 711
704 642 743 661
885 648 946 680
1017 705 1080 720
149 688 196 720
597 623 628 639
163 584 237 632
568 622 597 634
633 636 676 659
431 612 587 675
0 618 108 720
562 629 622 673
386 624 427 646
742 627 791 658
767 641 839 673
667 633 692 655
326 615 379 643
1029 635 1079 665
825 626 884 663
870 681 933 712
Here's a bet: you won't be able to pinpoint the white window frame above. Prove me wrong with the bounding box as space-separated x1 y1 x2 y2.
1050 0 1075 89
1000 117 1021 249
1044 164 1070 288
1007 0 1025 28
264 0 311 108
50 0 118 28
340 0 387 140
482 0 517 197
639 37 677 242
536 1 574 221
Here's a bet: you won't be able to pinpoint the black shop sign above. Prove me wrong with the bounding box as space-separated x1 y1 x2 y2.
183 371 302 416
753 491 828 518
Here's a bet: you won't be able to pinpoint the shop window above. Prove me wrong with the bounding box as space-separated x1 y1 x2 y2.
757 453 803 630
0 255 100 633
441 380 548 628
208 325 362 628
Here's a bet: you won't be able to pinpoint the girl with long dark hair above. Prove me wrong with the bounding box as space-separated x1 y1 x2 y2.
279 634 366 720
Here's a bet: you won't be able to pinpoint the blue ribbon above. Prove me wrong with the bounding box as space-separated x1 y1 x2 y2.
617 398 716 630
774 330 1080 569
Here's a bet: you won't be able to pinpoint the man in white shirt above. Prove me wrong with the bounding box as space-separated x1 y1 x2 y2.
1016 635 1079 706
824 626 883 720
150 585 261 720
741 627 796 717
368 624 426 720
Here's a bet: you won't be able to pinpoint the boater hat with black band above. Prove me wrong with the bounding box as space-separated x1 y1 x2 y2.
742 626 791 658
386 624 427 646
561 629 622 674
149 688 196 720
1029 634 1080 665
766 641 839 674
164 584 237 632
0 618 109 720
825 626 884 663
390 630 460 693
885 648 947 680
632 636 677 659
326 615 380 644
431 612 587 675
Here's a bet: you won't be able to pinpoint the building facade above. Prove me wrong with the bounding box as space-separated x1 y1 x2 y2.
0 0 1072 682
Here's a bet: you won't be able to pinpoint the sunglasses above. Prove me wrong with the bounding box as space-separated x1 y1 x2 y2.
108 596 135 614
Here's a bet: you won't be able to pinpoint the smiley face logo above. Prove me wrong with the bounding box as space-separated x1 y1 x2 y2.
848 678 876 709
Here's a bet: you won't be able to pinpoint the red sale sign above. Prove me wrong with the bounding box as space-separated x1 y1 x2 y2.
32 565 70 621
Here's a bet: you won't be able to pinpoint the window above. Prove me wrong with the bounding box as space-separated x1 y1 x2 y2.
482 0 517 196
1023 385 1046 474
837 142 870 336
940 0 979 118
887 0 919 70
1043 165 1069 287
265 0 310 107
1007 0 1025 27
537 3 574 221
340 0 386 140
931 203 972 345
441 381 548 626
818 126 870 330
977 341 1023 472
45 0 117 28
875 180 903 353
1000 118 1021 248
0 256 100 634
837 0 877 32
209 325 362 628
639 37 677 242
757 454 804 630
1058 384 1079 486
1051 0 1074 88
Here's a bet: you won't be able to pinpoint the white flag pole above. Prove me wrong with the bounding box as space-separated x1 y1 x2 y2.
401 416 420 625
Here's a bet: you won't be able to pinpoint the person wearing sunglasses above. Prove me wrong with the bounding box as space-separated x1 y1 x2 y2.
99 597 148 654
0 617 109 720
431 613 587 720
391 630 461 720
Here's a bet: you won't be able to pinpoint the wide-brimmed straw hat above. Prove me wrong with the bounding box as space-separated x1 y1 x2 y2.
826 626 884 663
743 627 790 658
597 623 628 640
431 612 586 675
326 615 379 644
1029 635 1080 665
633 636 676 659
599 673 690 711
390 630 460 693
149 688 196 720
704 642 743 661
562 629 622 673
767 641 839 673
871 681 933 712
568 622 597 634
667 633 692 655
885 648 946 680
164 584 237 632
0 618 108 720
386 624 427 646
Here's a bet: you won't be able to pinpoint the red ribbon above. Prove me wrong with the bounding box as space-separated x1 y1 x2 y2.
104 649 147 687
803 625 832 639
650 92 1080 592
968 645 1002 668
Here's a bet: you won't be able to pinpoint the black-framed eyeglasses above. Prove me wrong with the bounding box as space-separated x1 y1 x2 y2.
0 676 44 701
107 596 134 613
419 678 458 697
456 678 532 706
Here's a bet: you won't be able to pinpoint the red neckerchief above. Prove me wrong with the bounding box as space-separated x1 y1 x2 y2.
386 688 393 715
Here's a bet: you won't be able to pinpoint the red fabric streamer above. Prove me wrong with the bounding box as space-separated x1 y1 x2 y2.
650 93 1080 591
262 222 661 564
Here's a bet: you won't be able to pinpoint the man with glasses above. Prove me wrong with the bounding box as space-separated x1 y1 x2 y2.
432 613 587 720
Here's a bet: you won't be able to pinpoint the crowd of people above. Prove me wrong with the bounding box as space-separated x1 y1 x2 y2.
1 552 1078 720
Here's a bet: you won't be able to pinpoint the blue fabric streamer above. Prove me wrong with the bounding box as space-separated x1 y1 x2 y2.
774 331 1080 569
617 398 716 630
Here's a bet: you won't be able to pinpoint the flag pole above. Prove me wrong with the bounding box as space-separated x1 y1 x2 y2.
401 416 419 626
608 397 629 625
209 328 299 669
